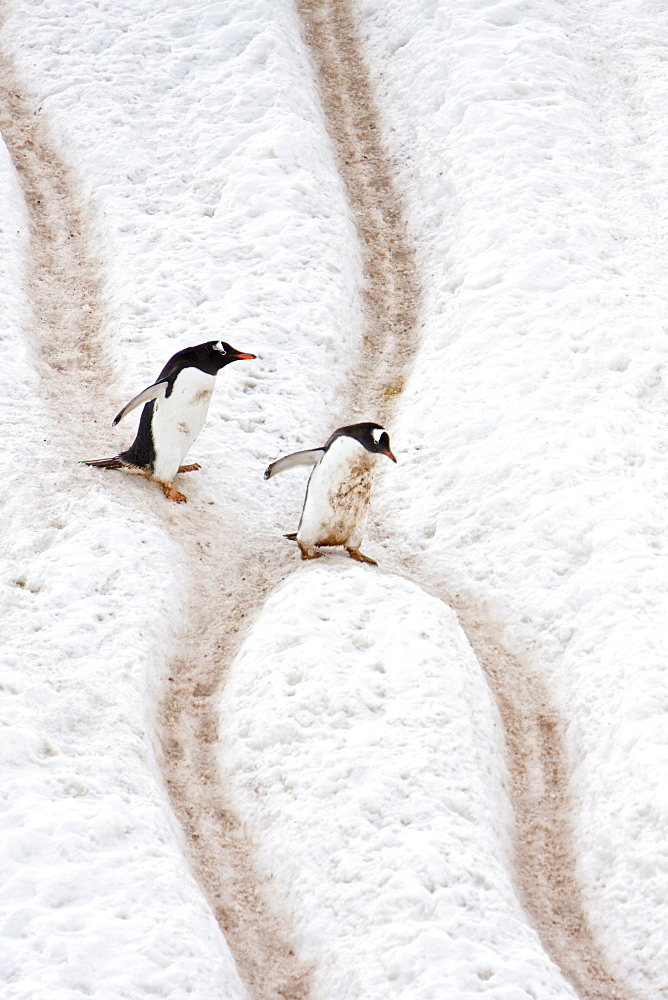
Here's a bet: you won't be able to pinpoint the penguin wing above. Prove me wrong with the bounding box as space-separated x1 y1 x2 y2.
264 448 325 480
112 380 169 426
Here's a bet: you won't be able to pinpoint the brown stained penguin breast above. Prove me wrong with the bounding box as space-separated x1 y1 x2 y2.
317 454 373 547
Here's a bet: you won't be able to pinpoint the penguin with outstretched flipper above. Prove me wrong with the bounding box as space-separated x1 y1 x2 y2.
84 340 256 502
265 422 396 565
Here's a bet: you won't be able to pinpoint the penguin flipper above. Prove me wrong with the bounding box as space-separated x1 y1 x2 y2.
264 448 325 480
113 380 169 426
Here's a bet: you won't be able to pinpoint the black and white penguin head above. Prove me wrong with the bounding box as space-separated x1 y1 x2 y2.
328 422 397 462
196 340 257 373
161 340 257 379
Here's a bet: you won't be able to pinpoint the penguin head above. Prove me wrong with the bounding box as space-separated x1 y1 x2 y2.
160 340 257 378
330 422 397 462
204 340 257 373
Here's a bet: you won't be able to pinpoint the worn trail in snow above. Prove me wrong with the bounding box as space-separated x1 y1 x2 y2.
1 0 643 996
297 2 638 999
159 517 314 1000
454 608 636 1000
298 0 419 418
1 41 313 1000
0 62 108 423
156 0 420 993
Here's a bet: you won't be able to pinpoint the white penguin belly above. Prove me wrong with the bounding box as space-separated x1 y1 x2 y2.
298 437 373 549
150 368 215 483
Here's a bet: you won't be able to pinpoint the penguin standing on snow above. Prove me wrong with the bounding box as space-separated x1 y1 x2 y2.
83 340 256 502
264 422 396 565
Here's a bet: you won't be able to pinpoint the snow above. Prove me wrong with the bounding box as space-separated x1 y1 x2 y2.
1 0 667 998
0 157 245 997
358 1 668 992
219 565 570 999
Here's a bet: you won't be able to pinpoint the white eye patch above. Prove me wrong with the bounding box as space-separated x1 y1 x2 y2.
371 427 384 444
213 341 227 355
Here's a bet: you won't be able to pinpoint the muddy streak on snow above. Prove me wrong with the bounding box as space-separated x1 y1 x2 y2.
158 0 417 988
0 1 638 996
158 504 313 1000
459 613 639 1000
297 0 419 419
0 71 109 423
296 2 639 999
155 1 419 992
383 549 643 1000
0 48 312 1000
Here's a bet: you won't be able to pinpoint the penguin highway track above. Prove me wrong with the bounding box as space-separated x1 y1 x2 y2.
298 0 419 415
0 70 109 423
1 6 639 1000
158 522 313 1000
297 1 639 999
456 614 638 1000
0 53 312 1000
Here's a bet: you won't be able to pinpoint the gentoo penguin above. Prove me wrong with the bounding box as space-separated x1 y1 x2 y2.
264 422 396 565
83 340 256 502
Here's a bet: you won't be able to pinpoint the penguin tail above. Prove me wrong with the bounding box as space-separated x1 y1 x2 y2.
81 456 129 471
284 532 298 541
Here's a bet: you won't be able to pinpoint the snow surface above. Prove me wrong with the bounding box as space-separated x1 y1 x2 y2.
360 1 668 993
1 0 667 998
0 133 246 996
219 565 571 999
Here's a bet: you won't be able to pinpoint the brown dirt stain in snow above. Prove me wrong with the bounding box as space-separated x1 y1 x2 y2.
157 1 421 992
158 510 312 1000
297 2 641 999
462 615 640 1000
0 72 110 429
297 0 420 419
0 50 311 1000
1 4 642 999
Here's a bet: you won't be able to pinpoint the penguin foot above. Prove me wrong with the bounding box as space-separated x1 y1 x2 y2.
162 483 187 503
297 542 324 561
346 547 377 565
178 463 201 473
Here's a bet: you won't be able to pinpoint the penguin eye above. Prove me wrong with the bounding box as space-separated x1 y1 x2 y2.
371 427 384 444
213 341 227 355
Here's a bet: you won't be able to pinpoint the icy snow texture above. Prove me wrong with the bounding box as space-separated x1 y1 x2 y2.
0 0 362 994
0 138 245 996
1 0 667 998
220 566 573 999
361 0 668 993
